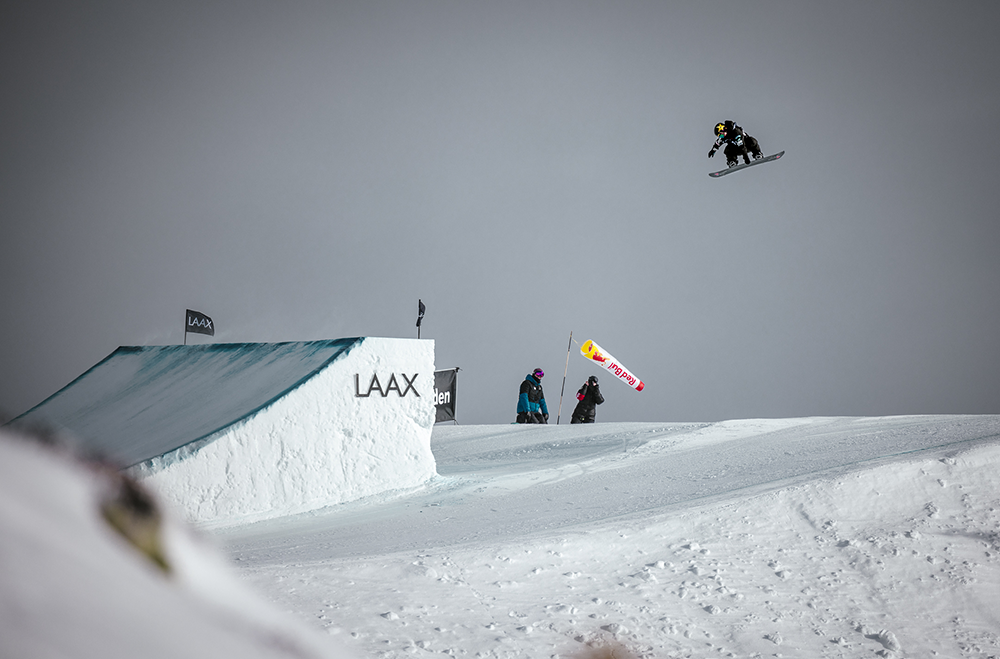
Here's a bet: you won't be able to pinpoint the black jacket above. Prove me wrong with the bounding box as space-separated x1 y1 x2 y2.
712 120 747 151
571 382 604 422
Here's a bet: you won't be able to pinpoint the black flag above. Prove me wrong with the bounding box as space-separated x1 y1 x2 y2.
416 299 425 328
185 309 215 336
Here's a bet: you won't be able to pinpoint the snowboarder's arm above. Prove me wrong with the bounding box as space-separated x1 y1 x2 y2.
709 135 725 157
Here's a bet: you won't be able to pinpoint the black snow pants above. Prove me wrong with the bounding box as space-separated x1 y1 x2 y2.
725 135 761 165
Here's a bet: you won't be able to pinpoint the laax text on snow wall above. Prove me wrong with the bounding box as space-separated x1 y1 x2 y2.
354 373 420 398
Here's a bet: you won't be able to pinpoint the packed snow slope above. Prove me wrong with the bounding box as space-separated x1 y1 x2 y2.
220 416 998 558
10 339 361 466
220 416 1000 658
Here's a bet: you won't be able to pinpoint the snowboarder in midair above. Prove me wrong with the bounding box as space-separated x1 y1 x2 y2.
571 375 604 424
516 368 549 424
708 120 763 168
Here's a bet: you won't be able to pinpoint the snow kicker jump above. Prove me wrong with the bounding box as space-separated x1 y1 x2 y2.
9 338 437 526
579 340 644 391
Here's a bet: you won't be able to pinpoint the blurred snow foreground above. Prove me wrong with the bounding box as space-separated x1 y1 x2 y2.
0 427 356 659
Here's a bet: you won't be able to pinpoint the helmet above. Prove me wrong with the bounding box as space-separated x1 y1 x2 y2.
588 375 598 385
714 123 725 136
532 368 544 379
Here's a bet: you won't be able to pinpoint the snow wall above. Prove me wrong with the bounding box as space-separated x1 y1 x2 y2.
11 337 437 527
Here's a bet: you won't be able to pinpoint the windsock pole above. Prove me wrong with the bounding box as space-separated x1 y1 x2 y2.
556 330 573 424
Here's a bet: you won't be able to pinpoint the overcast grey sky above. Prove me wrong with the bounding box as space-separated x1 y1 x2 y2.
3 1 999 424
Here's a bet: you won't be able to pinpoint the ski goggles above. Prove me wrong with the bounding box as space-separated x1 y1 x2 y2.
533 369 544 378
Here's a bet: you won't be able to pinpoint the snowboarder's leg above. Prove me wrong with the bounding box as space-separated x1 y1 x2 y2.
724 143 751 166
746 135 763 159
723 144 740 168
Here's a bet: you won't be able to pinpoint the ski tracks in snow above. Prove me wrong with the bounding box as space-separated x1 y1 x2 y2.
232 438 1000 658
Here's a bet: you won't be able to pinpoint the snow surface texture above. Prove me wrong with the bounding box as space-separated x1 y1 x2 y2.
4 417 1000 658
0 429 354 659
220 417 1000 659
132 337 436 526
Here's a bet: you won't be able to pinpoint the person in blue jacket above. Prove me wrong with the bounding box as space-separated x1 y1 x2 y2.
516 368 549 424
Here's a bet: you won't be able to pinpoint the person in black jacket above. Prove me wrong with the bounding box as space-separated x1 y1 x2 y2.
516 368 549 424
708 120 763 168
571 375 604 424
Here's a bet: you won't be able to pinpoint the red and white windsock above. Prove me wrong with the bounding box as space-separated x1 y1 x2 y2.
579 339 644 391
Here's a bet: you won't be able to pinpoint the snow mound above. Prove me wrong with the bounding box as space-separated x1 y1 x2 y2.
0 428 354 659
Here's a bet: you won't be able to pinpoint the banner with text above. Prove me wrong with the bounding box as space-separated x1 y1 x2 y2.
433 368 458 423
579 339 644 391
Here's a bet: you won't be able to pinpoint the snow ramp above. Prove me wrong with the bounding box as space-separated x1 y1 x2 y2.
9 338 437 527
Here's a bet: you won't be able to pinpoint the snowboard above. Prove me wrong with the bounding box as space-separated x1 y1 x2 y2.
709 150 785 178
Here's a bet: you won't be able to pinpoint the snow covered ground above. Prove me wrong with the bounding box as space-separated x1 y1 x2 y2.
4 415 1000 658
219 416 1000 658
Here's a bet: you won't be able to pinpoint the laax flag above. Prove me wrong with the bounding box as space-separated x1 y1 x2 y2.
185 309 215 336
580 339 644 391
416 299 425 328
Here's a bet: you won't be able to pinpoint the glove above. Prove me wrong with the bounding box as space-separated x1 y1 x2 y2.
708 148 716 158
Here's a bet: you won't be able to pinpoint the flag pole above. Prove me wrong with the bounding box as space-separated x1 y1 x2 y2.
556 330 572 424
183 310 187 345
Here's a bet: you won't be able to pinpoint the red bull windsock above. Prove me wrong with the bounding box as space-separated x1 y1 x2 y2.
580 339 644 391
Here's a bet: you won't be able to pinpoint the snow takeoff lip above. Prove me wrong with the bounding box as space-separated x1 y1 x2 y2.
580 340 644 391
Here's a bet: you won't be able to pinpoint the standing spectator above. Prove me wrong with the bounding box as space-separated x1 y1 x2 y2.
571 375 604 424
516 368 549 424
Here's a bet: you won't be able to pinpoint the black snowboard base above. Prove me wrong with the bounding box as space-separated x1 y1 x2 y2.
709 151 785 178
